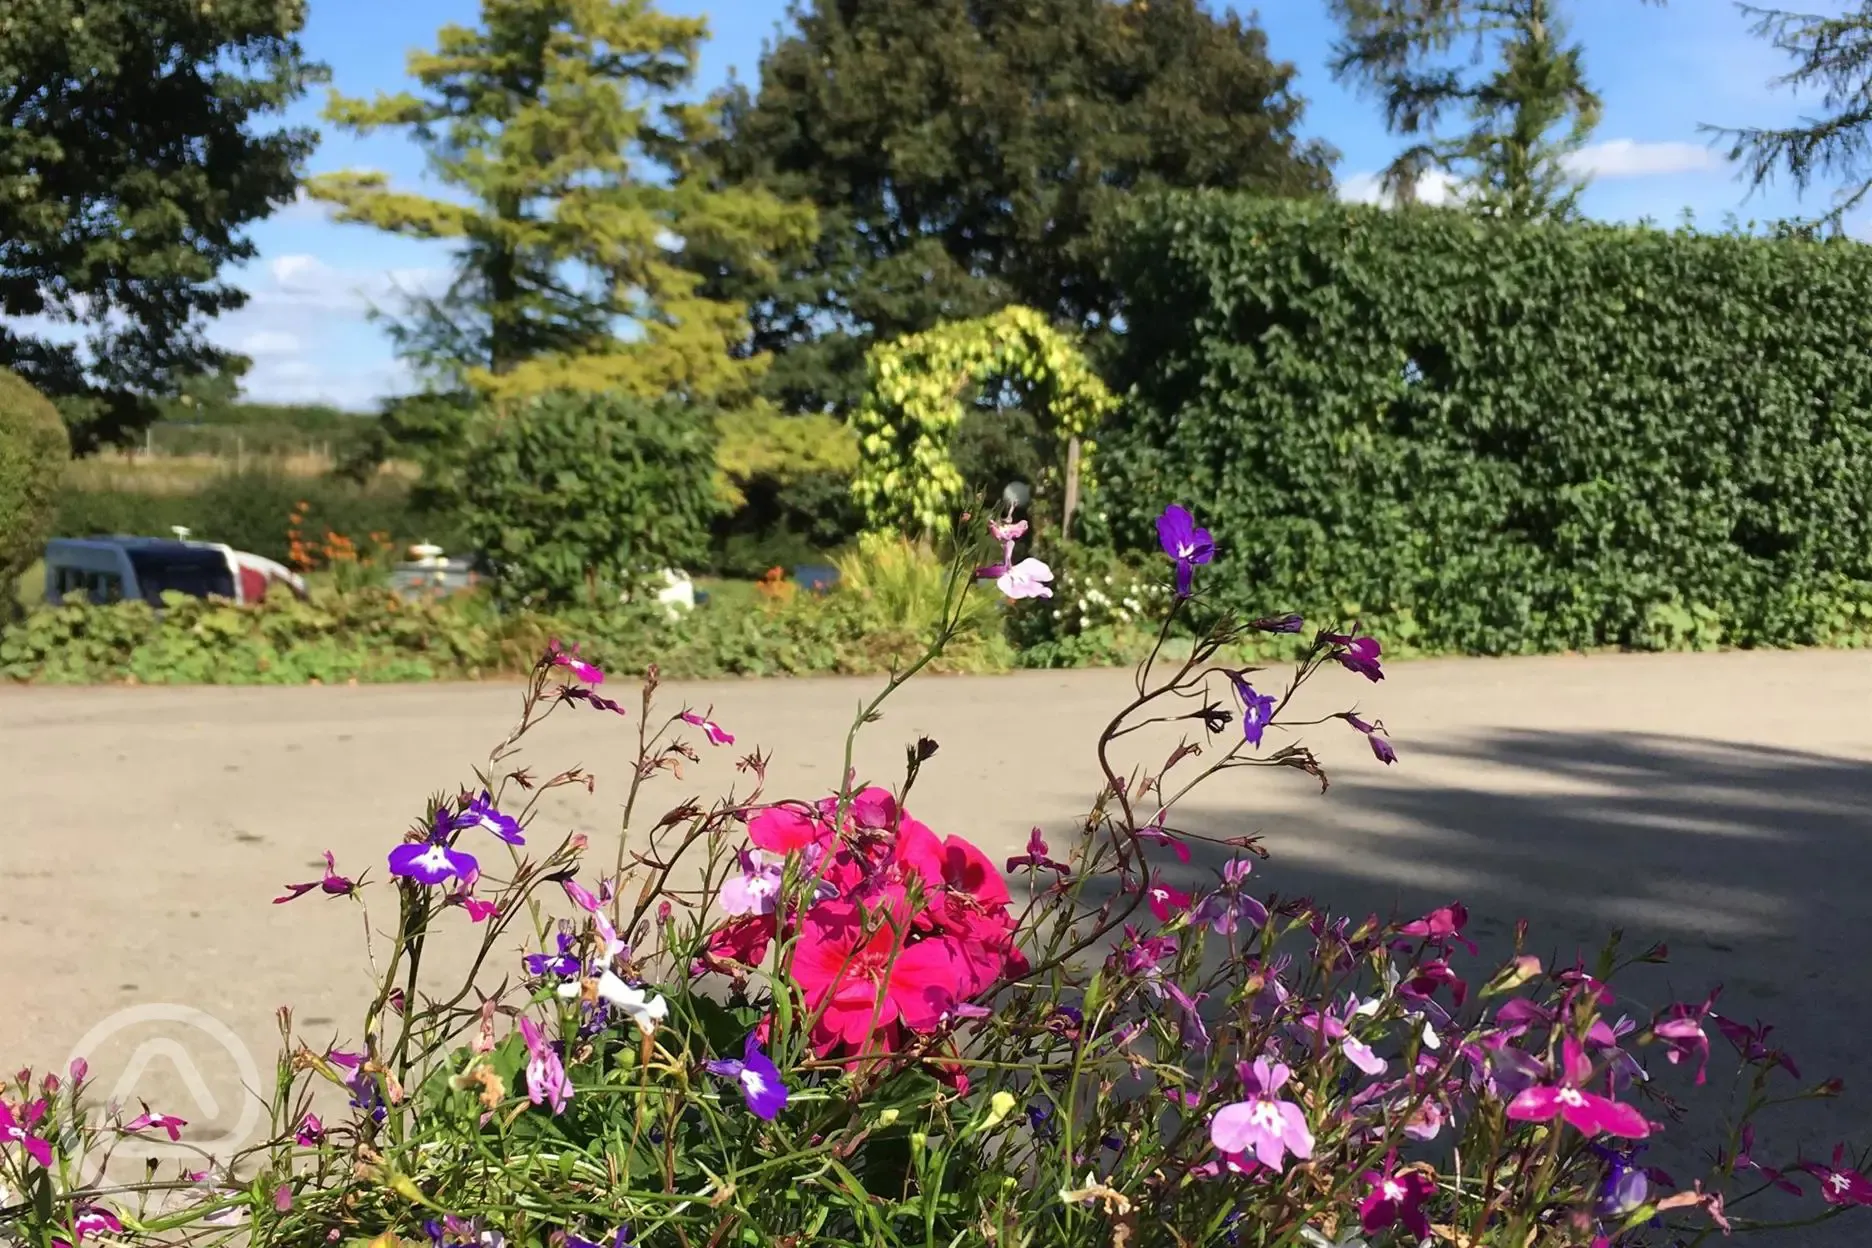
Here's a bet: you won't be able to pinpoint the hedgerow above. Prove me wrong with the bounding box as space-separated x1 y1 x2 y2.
1099 194 1872 655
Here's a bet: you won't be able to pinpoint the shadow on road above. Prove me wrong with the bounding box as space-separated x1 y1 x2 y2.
1070 728 1872 1245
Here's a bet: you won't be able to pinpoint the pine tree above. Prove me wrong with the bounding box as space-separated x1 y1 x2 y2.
306 0 815 407
1328 0 1635 220
1706 3 1872 228
685 0 1334 416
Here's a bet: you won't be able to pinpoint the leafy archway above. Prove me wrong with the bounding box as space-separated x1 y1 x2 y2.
852 306 1116 535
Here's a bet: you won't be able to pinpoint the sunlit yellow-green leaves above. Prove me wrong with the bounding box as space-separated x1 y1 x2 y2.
852 307 1115 535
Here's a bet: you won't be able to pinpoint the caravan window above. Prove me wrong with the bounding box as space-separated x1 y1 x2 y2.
54 565 125 605
125 548 234 604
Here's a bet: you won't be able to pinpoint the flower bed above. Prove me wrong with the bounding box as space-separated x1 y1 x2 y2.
3 506 1864 1248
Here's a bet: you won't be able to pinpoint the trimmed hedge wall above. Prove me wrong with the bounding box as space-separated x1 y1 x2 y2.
1100 194 1872 653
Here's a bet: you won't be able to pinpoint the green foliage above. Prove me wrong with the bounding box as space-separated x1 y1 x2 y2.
1328 0 1621 219
0 369 69 612
0 0 323 449
709 408 860 575
306 0 814 407
458 391 718 608
854 307 1116 535
833 533 1005 646
687 0 1334 416
1100 193 1872 654
0 579 1016 684
55 469 459 565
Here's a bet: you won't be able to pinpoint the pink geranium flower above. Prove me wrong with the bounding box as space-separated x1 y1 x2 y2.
791 901 962 1055
1209 1057 1315 1171
1506 1037 1650 1139
748 804 836 855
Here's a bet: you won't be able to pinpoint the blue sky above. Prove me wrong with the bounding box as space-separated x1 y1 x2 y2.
58 0 1867 408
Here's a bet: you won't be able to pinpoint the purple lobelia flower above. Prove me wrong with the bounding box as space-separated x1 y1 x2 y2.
1209 1058 1315 1171
705 1034 788 1120
564 1229 633 1248
1322 631 1385 682
1250 613 1305 634
454 792 524 845
388 816 479 887
273 850 357 904
526 930 582 978
519 1016 572 1114
1230 673 1276 748
1193 858 1270 936
1156 505 1214 598
1343 712 1398 764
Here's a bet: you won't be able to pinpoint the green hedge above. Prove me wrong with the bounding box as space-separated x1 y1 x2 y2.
0 370 69 610
1100 194 1872 653
55 470 465 565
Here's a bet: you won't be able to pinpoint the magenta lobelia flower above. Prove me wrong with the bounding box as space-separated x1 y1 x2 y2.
1359 1151 1435 1239
1144 878 1192 923
561 878 602 913
124 1107 187 1141
1005 826 1070 876
294 1113 324 1147
1134 823 1191 863
70 1207 123 1242
1652 989 1719 1086
519 1016 572 1114
1506 1036 1650 1139
1192 859 1269 936
1800 1144 1872 1207
273 850 358 904
546 639 604 685
1209 1057 1315 1171
680 710 735 746
0 1099 52 1165
1156 505 1214 598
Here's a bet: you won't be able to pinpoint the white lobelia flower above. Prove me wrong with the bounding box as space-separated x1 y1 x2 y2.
559 970 669 1035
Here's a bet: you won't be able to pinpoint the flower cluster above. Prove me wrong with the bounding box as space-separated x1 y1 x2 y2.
705 785 1026 1065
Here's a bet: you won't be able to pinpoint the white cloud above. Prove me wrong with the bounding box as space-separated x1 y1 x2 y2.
271 188 339 224
1337 168 1465 208
1565 139 1722 179
235 329 302 357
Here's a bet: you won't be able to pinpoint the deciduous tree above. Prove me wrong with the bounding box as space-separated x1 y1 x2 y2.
0 0 322 449
688 0 1334 416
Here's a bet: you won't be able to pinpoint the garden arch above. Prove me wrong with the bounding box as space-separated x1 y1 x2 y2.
851 305 1115 535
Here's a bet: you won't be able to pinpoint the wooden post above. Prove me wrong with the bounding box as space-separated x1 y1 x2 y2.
1061 435 1083 539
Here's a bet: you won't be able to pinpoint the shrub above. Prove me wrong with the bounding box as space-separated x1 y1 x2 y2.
0 369 70 611
8 501 1864 1248
460 391 718 608
1100 193 1872 654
